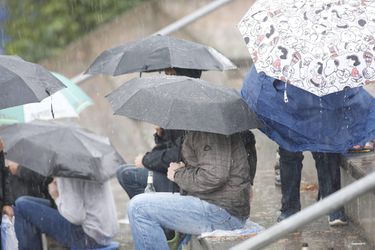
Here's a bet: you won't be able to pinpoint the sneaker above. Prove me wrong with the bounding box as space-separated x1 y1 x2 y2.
329 212 348 226
277 210 298 222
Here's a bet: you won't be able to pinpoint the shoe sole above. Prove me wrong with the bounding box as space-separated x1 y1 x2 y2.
329 219 348 226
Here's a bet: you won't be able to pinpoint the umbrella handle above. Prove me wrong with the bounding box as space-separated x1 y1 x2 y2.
283 81 289 103
45 89 55 119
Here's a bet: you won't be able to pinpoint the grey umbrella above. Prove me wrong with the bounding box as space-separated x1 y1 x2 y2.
106 76 260 135
0 120 125 182
0 55 66 109
85 34 237 76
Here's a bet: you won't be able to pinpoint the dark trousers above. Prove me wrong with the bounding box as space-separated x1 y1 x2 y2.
278 147 342 215
116 165 178 199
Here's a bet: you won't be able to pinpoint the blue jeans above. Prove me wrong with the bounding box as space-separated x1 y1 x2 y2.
128 193 246 250
14 196 103 250
116 165 178 198
279 147 343 216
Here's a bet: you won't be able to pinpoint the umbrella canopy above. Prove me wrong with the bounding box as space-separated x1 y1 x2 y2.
241 66 375 153
0 72 93 125
0 120 125 182
106 76 260 135
238 0 375 96
85 34 237 76
0 55 66 109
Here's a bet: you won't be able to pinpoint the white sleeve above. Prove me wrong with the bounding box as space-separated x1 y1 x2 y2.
55 178 86 225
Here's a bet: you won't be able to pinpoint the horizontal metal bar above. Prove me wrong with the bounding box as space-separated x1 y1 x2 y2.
231 171 375 250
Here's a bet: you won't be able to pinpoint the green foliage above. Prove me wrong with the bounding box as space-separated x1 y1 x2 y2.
4 0 144 62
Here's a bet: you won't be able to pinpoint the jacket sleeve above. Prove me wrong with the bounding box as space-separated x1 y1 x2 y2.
55 178 85 225
0 151 4 207
142 143 181 173
16 165 47 184
1 152 13 206
174 133 231 194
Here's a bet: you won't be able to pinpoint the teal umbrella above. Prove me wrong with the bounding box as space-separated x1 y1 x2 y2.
0 72 93 125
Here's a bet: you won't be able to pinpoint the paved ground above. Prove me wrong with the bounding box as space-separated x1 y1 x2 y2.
108 129 371 250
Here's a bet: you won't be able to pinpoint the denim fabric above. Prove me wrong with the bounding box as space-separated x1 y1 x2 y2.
14 196 103 250
116 165 178 199
279 147 344 218
128 193 246 250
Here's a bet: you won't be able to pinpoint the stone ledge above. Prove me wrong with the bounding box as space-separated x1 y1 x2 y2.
340 152 375 247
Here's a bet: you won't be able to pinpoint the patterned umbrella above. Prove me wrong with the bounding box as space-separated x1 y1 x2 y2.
0 72 93 125
238 0 375 97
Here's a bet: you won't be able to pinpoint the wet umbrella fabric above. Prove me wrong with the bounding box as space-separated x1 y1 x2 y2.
0 55 66 109
238 0 375 96
0 72 93 125
0 121 125 182
106 76 260 135
85 34 237 76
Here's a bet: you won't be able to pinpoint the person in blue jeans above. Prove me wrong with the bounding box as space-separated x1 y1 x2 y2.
14 177 118 249
128 131 251 250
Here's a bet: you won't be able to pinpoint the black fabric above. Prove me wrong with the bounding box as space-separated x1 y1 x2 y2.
174 68 202 79
240 130 257 185
6 165 52 205
142 129 185 174
0 151 5 210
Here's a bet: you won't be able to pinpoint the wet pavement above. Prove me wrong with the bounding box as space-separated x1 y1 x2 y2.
248 130 371 250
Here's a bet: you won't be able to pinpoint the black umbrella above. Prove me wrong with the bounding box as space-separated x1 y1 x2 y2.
85 34 237 76
106 76 260 135
0 120 125 182
0 55 66 109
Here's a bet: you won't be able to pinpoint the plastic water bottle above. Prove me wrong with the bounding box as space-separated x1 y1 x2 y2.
144 171 156 193
301 243 309 250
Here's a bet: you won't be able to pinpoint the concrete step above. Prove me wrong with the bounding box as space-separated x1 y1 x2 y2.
341 152 375 247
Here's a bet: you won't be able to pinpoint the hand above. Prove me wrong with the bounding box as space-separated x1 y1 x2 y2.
134 154 144 168
3 205 14 219
6 160 19 175
0 139 4 152
48 179 59 200
167 162 185 181
155 127 164 137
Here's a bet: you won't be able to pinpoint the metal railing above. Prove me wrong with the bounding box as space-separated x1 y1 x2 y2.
231 170 375 250
71 0 233 85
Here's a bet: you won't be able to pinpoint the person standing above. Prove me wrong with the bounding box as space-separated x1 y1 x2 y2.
240 66 375 225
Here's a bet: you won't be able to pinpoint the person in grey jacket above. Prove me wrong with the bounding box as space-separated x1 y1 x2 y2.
14 177 118 249
128 131 251 250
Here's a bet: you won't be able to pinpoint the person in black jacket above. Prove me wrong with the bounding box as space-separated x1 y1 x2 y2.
117 127 184 198
116 67 201 199
0 139 12 249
